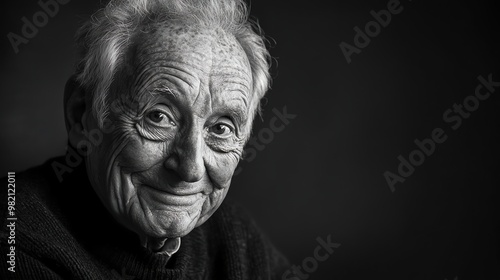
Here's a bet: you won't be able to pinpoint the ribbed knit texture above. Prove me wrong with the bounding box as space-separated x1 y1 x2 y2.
1 158 289 279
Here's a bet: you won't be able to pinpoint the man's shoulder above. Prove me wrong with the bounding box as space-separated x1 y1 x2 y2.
0 159 113 279
1 157 85 252
1 160 57 214
2 158 66 211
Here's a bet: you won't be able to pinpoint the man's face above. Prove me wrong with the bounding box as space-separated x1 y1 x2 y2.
84 24 253 240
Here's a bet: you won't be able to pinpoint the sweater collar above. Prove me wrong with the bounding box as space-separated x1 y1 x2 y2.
142 236 182 257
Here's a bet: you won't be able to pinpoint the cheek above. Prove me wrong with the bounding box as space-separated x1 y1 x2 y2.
118 136 169 172
197 187 229 227
205 152 240 187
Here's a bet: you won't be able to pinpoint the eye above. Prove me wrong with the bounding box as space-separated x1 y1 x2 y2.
208 119 234 138
211 124 231 135
146 109 175 127
136 105 176 141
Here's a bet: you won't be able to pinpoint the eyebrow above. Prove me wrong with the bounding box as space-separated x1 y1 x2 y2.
221 94 249 126
228 107 248 127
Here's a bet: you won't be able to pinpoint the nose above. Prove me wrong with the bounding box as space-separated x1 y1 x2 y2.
164 127 205 182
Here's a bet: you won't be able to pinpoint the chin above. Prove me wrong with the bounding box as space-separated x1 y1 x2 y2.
139 207 203 238
147 192 226 239
126 189 224 239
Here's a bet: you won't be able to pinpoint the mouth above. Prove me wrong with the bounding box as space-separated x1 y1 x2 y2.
140 184 206 207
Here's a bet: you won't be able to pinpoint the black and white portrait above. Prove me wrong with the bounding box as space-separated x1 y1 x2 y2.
1 0 499 279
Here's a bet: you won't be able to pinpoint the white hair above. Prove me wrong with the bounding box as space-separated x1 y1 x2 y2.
75 0 271 128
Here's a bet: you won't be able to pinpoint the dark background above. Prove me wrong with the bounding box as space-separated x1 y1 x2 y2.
1 0 499 279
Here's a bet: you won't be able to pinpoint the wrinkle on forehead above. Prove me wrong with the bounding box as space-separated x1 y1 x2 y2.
122 23 253 122
133 24 251 77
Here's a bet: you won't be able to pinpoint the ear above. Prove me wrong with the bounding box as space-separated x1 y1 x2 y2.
64 75 89 148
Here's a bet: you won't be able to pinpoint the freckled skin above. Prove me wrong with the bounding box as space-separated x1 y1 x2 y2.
83 24 253 244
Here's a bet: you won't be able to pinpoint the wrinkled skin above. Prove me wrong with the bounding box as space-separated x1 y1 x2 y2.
72 24 253 246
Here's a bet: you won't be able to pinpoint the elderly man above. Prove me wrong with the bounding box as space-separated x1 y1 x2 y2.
0 0 289 279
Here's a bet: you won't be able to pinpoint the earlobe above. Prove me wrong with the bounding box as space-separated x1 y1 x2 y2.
64 76 88 148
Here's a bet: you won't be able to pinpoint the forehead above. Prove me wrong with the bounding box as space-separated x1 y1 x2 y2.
130 23 251 82
119 23 253 120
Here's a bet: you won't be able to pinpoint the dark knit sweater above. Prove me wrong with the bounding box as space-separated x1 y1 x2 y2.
0 158 289 279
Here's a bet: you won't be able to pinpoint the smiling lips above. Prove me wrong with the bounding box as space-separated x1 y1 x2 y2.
141 183 209 207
